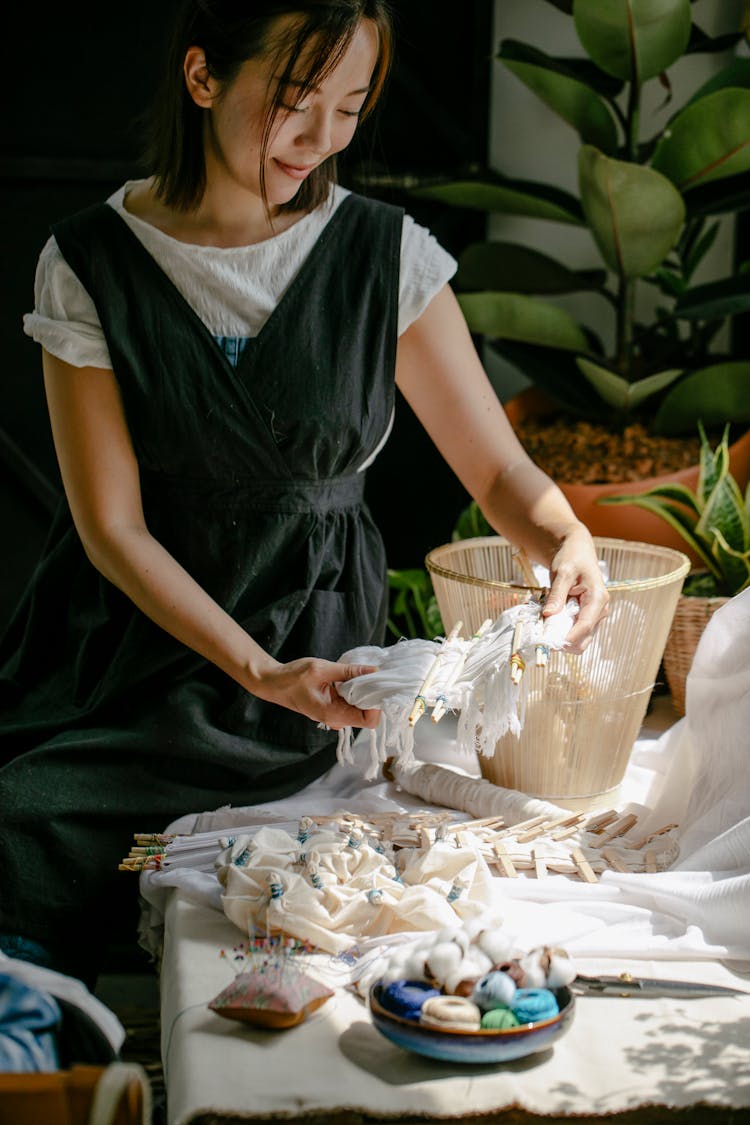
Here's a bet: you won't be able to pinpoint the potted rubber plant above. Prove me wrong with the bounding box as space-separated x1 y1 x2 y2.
600 421 750 713
410 0 750 549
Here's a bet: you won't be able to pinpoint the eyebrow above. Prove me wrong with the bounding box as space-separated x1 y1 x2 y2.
278 77 371 96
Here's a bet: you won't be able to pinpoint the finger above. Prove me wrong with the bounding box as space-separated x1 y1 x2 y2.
329 663 378 682
563 598 608 652
541 575 576 616
325 697 381 729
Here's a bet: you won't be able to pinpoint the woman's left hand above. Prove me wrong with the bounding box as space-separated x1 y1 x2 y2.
541 525 609 653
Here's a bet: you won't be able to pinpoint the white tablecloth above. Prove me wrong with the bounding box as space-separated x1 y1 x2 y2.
143 591 750 1124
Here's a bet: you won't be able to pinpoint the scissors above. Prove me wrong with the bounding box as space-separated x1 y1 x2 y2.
572 972 750 999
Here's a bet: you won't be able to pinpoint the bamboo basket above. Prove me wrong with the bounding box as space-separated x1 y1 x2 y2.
662 594 729 717
425 536 690 807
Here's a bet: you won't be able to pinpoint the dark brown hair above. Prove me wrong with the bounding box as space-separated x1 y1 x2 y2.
142 0 393 214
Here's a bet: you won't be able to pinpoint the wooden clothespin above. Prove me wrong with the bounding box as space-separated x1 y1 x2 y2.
408 620 463 726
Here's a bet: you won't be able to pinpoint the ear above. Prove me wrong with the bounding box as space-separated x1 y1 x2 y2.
184 46 217 108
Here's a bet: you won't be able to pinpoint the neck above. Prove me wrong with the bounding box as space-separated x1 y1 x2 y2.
125 178 305 249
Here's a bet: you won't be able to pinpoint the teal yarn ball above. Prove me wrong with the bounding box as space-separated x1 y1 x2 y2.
511 987 559 1025
480 1006 520 1030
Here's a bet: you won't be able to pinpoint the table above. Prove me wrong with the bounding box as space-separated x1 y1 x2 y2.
159 893 750 1125
151 694 750 1125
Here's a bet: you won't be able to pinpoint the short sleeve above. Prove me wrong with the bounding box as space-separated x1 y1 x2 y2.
398 213 457 336
22 237 113 370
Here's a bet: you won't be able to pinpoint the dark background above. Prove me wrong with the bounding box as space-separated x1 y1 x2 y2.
1 1 493 632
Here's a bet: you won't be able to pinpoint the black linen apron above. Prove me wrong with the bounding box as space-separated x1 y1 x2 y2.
0 192 402 975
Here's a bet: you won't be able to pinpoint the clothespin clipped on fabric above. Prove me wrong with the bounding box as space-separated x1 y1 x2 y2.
431 617 492 723
407 620 463 726
509 620 526 686
511 545 552 674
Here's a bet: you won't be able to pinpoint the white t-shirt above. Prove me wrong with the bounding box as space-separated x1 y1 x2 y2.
22 181 457 372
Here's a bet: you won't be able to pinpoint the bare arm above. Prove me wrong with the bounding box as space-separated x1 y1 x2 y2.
395 286 609 650
41 350 378 728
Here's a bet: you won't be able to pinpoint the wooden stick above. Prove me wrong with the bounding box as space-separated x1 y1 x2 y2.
431 618 493 722
589 813 639 848
408 620 463 726
509 620 526 685
643 849 659 873
571 847 598 883
625 823 679 850
512 546 538 587
492 840 518 878
601 847 633 873
532 849 548 879
584 809 620 833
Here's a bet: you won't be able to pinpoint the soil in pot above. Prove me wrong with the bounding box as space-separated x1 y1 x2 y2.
504 389 750 562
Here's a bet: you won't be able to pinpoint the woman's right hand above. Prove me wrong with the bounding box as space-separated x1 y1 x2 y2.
252 658 381 731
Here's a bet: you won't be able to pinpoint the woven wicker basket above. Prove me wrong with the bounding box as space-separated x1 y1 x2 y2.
662 594 729 717
425 536 690 807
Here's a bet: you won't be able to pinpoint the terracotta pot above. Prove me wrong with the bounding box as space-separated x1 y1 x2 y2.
504 387 750 566
661 593 730 717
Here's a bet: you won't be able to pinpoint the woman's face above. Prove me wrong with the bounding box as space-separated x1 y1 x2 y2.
199 18 380 207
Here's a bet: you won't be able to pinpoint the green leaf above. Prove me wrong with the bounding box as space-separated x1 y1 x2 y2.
710 530 750 595
578 145 685 277
683 170 750 217
409 178 584 225
696 473 750 554
682 220 719 280
674 275 750 321
686 25 745 56
696 422 726 507
573 0 692 82
498 40 619 153
651 88 750 190
576 357 683 411
541 0 574 12
457 292 589 351
451 501 493 541
652 362 750 434
609 479 703 515
489 340 608 420
456 241 607 295
597 491 720 575
684 58 750 105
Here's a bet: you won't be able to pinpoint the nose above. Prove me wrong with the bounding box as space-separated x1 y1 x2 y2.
297 106 333 156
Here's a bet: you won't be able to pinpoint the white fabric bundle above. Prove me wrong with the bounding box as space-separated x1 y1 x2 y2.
215 823 500 955
335 597 578 779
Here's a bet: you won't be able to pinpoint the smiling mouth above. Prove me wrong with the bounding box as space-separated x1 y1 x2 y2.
274 159 317 179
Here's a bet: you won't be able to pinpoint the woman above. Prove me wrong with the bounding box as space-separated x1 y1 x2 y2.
0 0 608 985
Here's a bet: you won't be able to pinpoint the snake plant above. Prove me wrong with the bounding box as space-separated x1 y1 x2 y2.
600 423 750 595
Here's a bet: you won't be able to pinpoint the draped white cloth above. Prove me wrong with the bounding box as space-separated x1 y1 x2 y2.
140 587 750 966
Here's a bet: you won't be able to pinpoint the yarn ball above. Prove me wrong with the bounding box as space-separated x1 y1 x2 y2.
424 940 465 986
420 995 482 1031
519 950 548 989
379 979 441 1021
480 1006 520 1030
472 970 517 1012
511 987 560 1025
494 959 527 988
544 947 577 989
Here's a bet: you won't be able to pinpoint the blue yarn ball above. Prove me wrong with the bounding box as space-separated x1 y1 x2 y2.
379 979 441 1021
472 970 517 1012
511 987 559 1025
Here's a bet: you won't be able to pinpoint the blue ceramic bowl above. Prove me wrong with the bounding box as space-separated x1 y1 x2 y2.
368 982 575 1064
